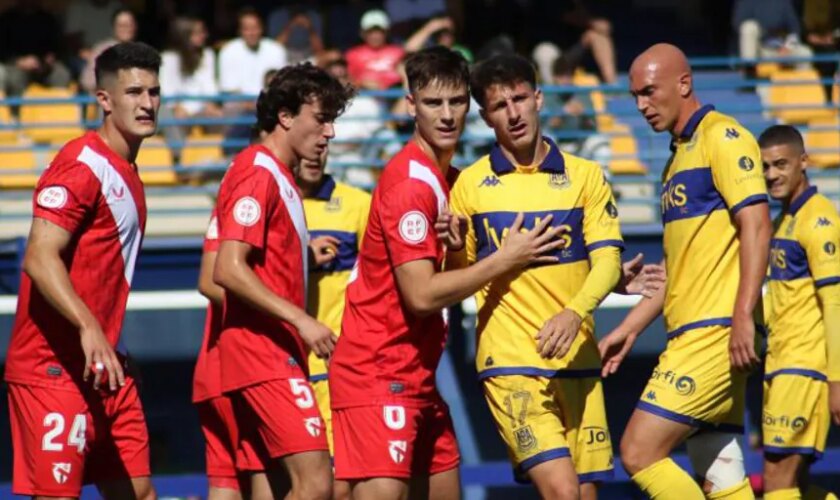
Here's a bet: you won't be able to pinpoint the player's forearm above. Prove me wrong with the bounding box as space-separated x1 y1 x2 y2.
214 257 309 327
566 246 621 318
734 209 771 319
614 283 665 338
23 248 99 332
818 283 840 381
443 247 469 271
197 251 224 307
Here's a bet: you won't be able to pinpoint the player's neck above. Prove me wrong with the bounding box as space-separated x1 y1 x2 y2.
412 130 453 176
783 179 810 210
261 132 296 170
671 98 703 138
501 132 546 168
297 178 321 198
97 121 141 164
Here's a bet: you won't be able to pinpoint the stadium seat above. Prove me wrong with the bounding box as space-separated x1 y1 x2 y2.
767 69 834 124
136 137 178 185
573 72 615 131
605 123 648 175
180 134 224 168
0 142 39 189
805 116 840 168
0 92 20 144
20 85 84 144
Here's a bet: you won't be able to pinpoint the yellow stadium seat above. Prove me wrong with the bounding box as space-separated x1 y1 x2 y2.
20 85 84 144
0 144 39 189
756 62 780 79
0 92 20 144
606 123 648 175
180 134 224 167
572 72 614 131
805 115 840 168
136 137 177 185
768 69 834 124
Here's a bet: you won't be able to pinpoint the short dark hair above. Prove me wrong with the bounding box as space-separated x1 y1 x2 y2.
111 7 136 26
758 125 805 154
95 42 161 88
404 46 469 94
237 6 262 25
256 62 355 133
470 54 537 107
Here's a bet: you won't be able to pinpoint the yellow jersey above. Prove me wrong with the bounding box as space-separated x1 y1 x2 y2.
661 105 767 339
304 175 371 380
767 187 840 379
450 138 623 379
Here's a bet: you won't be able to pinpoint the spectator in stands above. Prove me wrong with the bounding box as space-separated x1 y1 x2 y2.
219 7 288 99
734 0 813 74
63 0 122 78
384 0 447 40
804 0 840 100
345 9 405 90
269 4 325 64
0 0 71 96
160 17 223 156
403 17 474 62
80 8 138 94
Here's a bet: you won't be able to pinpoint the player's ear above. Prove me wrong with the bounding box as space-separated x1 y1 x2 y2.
534 87 544 112
406 92 416 119
678 72 692 98
95 88 112 115
277 109 295 130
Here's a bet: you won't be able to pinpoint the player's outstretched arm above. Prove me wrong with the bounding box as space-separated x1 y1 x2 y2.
395 213 565 316
730 202 772 372
23 217 124 390
598 268 666 377
197 250 224 306
214 240 337 358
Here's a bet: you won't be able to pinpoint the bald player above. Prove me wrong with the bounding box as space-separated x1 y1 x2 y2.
599 44 772 499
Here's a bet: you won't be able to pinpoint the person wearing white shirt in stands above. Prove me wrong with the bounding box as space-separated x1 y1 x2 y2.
218 7 287 98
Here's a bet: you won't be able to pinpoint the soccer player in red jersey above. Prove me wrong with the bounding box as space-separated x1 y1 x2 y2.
211 63 353 500
4 42 161 499
329 46 565 500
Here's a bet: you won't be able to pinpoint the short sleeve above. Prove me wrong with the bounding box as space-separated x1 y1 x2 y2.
448 174 477 266
381 179 441 268
217 167 278 250
203 211 220 253
801 210 840 288
32 160 100 235
707 122 768 214
581 164 624 253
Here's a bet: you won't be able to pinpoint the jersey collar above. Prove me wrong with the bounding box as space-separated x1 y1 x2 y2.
311 174 336 200
670 104 715 151
787 185 817 216
489 136 566 175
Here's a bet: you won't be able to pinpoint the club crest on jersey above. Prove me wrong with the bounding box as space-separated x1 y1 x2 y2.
549 172 570 190
52 462 71 484
389 440 407 464
398 211 428 244
233 196 261 227
304 417 322 437
514 425 537 452
478 175 502 187
325 196 342 212
785 218 796 236
724 128 740 140
738 156 755 171
37 186 68 209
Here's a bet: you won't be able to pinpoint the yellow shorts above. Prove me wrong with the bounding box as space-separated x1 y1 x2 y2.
637 325 746 433
482 373 613 483
311 378 334 455
762 371 829 458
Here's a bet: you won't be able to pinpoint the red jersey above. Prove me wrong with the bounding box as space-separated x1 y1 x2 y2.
345 43 405 90
215 145 310 392
192 211 221 403
5 131 147 389
330 141 453 408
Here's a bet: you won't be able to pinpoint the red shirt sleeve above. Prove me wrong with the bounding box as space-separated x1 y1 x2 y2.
217 167 278 250
380 179 441 268
202 211 219 253
32 160 100 235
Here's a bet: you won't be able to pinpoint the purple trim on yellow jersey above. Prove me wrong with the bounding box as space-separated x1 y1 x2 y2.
660 168 726 224
312 175 337 201
769 238 810 281
309 229 359 272
666 317 732 340
764 368 827 381
478 367 601 380
309 373 329 382
490 136 566 175
815 276 840 288
586 239 625 252
578 469 615 484
515 448 571 480
787 185 818 216
680 105 716 139
764 445 824 459
473 209 588 264
636 401 745 433
730 193 769 214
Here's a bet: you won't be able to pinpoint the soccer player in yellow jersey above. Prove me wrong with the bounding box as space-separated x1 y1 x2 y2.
599 43 772 499
758 125 840 500
296 151 371 500
446 53 624 499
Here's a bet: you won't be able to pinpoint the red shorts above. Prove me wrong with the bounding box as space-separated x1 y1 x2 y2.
7 379 150 497
231 378 328 460
196 396 266 489
332 401 461 480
